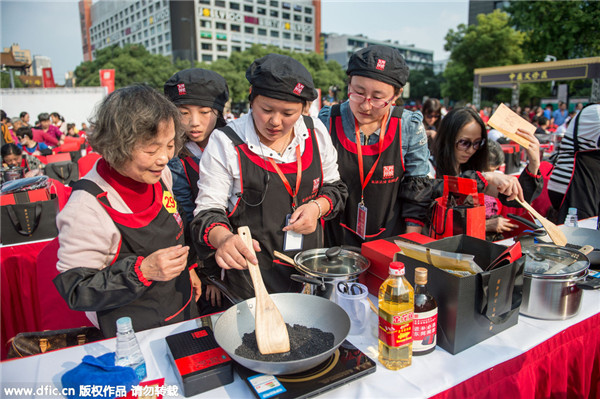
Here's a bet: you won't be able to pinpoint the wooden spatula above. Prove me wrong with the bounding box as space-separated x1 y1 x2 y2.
238 226 290 355
515 198 567 247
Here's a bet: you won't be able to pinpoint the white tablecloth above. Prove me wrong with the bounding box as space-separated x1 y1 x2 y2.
2 218 599 398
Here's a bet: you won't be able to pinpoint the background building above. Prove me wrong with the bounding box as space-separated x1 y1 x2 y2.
33 56 52 77
2 44 33 76
321 33 433 71
468 0 510 25
80 0 321 63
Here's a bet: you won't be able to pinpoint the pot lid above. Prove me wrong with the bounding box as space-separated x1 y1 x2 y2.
523 244 589 277
293 247 370 277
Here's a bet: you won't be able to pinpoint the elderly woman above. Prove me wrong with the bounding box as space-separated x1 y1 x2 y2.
191 54 347 300
53 85 200 337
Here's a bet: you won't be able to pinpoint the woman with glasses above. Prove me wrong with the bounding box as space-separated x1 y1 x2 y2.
319 45 432 247
432 107 542 236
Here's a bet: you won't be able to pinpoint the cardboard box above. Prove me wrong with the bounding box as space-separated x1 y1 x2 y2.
361 235 524 355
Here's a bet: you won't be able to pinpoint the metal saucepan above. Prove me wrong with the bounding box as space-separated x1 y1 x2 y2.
288 246 371 300
213 293 351 375
509 214 600 265
520 244 600 320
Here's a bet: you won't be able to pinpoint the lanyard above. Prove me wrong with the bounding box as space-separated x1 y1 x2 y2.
355 111 389 204
268 145 302 209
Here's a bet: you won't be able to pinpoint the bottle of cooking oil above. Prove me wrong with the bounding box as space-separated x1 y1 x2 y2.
378 261 414 370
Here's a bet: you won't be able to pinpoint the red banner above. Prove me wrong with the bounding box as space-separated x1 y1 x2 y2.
42 68 55 88
99 69 115 93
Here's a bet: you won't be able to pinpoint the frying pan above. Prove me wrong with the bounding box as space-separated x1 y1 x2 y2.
509 214 600 265
213 293 351 375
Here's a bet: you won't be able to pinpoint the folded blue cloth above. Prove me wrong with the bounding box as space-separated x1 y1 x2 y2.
61 352 139 399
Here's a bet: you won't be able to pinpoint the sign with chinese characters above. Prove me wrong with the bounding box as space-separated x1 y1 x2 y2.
479 65 589 86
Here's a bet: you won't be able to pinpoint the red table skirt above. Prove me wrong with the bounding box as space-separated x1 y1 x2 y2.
432 312 600 399
0 241 49 359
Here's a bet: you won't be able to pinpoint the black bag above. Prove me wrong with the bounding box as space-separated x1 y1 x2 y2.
7 327 104 358
44 161 79 185
398 235 524 355
0 193 59 245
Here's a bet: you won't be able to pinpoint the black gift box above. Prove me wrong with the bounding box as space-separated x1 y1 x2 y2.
166 327 233 397
44 161 79 185
1 193 59 245
396 235 524 355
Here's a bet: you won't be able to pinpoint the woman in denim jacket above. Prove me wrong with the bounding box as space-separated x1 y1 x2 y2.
319 45 432 247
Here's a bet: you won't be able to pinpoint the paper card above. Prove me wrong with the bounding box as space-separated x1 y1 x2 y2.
487 103 535 148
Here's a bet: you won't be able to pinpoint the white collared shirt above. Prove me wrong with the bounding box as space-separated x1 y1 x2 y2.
194 109 340 215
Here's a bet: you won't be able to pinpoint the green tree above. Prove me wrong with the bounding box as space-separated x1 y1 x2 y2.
407 68 443 102
74 43 346 105
442 10 526 104
507 0 600 62
74 44 178 89
200 45 346 104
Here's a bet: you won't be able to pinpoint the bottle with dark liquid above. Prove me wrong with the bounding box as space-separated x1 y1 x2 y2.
412 267 437 356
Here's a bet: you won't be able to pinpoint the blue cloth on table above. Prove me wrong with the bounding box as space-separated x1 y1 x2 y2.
61 352 139 399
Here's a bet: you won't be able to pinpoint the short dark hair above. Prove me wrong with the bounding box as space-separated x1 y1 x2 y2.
19 111 28 119
538 116 548 126
487 140 505 170
1 143 22 157
38 112 50 121
0 110 7 122
433 107 488 177
16 126 33 140
88 84 185 169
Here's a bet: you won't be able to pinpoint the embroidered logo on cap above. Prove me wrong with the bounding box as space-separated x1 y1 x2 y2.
293 83 305 95
177 83 186 95
376 59 386 71
383 165 394 179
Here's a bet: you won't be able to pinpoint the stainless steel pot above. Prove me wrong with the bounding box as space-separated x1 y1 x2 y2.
213 293 350 375
290 247 370 300
521 244 592 320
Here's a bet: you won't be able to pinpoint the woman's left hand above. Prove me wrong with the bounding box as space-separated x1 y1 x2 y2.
190 269 202 302
515 128 541 174
283 202 320 235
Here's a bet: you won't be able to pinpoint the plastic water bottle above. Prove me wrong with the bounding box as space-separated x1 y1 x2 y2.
115 317 147 381
564 207 578 227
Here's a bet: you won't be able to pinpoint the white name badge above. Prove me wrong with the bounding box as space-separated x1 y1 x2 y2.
283 214 303 251
356 203 368 240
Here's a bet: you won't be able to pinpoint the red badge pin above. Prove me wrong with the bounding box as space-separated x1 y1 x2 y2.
376 59 386 71
177 83 186 95
293 83 305 95
383 165 394 179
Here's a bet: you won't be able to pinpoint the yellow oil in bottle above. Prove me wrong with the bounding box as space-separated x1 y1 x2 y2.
378 262 414 370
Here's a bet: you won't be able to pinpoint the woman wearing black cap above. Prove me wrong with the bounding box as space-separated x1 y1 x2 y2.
191 54 347 300
164 68 230 310
319 45 432 247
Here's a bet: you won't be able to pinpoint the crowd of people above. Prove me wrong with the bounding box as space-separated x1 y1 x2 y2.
2 45 597 338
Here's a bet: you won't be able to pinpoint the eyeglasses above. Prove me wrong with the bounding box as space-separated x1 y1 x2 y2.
347 86 395 109
456 138 486 151
425 113 441 119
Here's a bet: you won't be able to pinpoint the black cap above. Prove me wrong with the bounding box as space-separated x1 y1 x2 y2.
346 45 409 88
246 54 317 103
164 68 229 112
